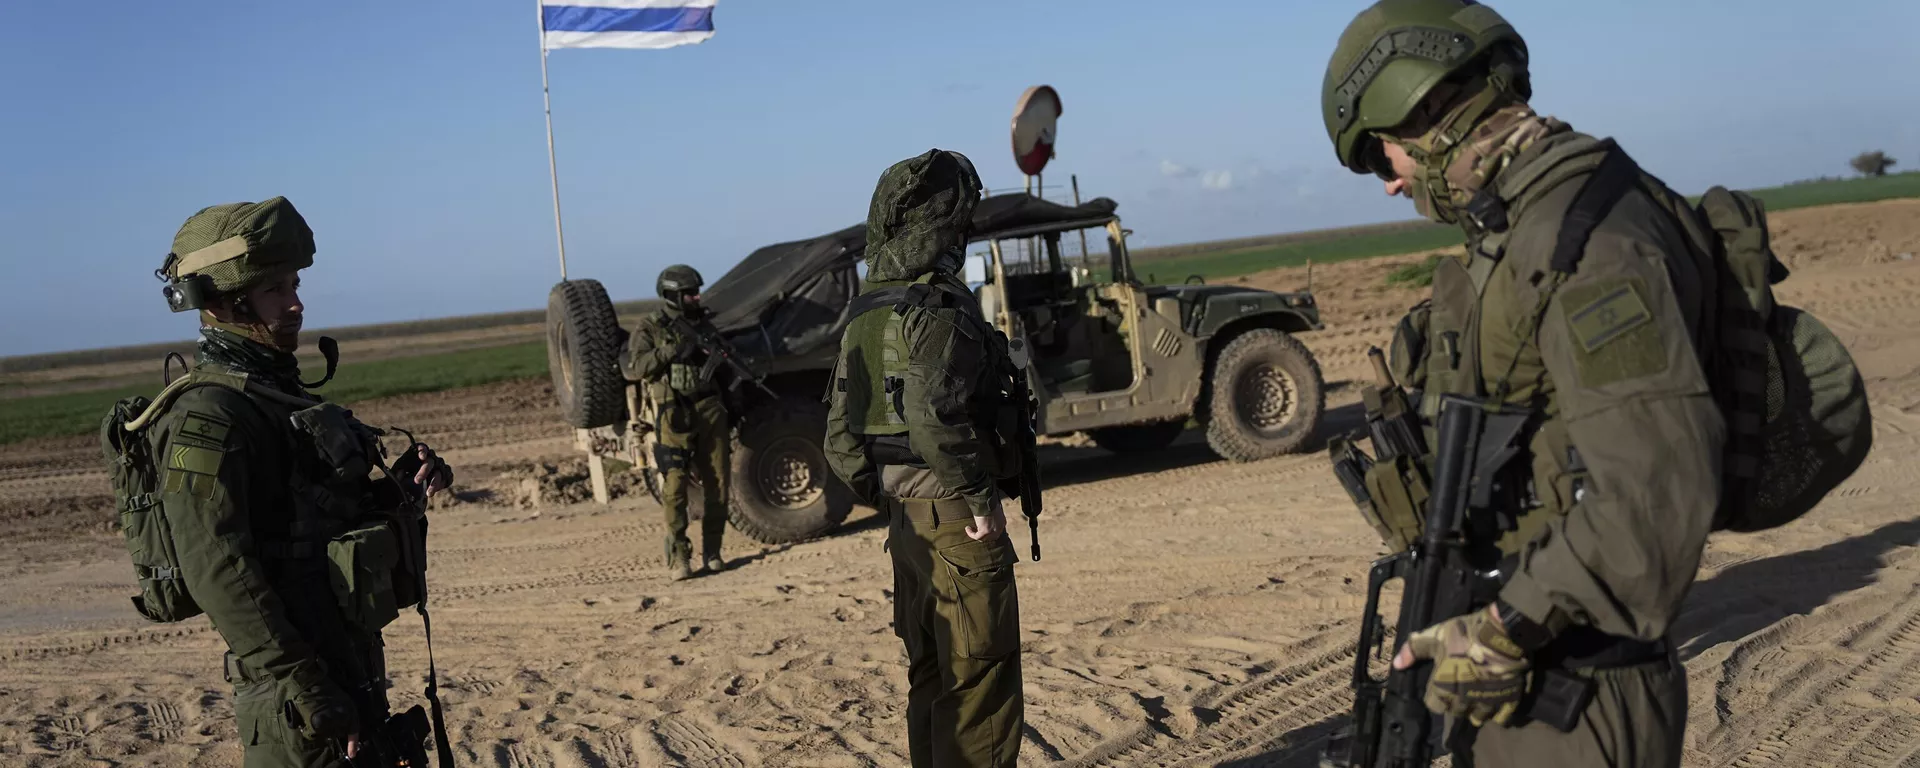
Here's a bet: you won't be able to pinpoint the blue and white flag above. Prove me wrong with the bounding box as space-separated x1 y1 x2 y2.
541 0 716 50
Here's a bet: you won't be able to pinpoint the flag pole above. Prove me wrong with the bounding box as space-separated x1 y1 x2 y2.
536 0 570 280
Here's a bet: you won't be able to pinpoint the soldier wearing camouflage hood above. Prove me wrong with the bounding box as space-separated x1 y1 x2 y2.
114 197 453 767
825 149 1025 767
622 265 734 581
1320 1 1729 765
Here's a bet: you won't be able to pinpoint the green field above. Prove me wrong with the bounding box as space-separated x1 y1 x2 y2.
4 171 1914 446
0 341 549 446
1133 171 1920 284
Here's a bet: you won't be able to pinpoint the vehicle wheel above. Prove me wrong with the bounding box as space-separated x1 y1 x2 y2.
546 279 627 429
726 397 852 544
1203 328 1324 461
1088 420 1186 454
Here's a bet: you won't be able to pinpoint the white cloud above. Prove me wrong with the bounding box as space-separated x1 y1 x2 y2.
1201 170 1234 190
1159 159 1195 178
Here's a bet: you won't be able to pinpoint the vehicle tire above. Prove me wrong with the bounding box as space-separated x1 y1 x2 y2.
726 397 852 544
1203 328 1324 462
1088 420 1186 454
546 279 627 429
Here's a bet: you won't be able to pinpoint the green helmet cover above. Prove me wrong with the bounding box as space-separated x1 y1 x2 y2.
162 196 316 293
1321 0 1529 175
864 149 983 282
657 264 704 298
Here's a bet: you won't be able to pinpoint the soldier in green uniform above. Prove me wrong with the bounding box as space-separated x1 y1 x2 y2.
1321 1 1726 765
126 197 453 767
825 149 1025 768
622 265 732 581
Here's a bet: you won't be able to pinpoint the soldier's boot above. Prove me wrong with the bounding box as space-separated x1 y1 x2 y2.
666 539 693 582
703 552 727 573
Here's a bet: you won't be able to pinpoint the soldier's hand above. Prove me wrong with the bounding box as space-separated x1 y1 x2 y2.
966 497 1009 541
411 444 453 498
1392 603 1531 727
288 679 357 742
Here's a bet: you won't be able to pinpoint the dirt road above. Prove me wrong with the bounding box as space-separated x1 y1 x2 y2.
3 199 1918 766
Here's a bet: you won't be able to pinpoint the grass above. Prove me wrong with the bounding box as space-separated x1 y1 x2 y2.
0 341 551 446
1132 171 1920 285
1385 254 1446 288
1135 225 1465 286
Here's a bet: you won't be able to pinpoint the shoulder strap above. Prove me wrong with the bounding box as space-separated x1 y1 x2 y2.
1548 146 1641 275
122 370 253 433
124 369 321 434
846 276 964 321
1486 145 1641 397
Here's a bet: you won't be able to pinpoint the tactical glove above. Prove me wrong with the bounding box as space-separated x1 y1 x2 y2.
287 679 358 741
1398 603 1531 727
671 338 702 363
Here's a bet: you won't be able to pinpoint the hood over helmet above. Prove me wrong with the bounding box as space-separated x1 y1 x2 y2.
863 149 983 282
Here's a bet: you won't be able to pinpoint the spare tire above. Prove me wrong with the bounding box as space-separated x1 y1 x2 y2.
726 397 852 544
546 279 626 429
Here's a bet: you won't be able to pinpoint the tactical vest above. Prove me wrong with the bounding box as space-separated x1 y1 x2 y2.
1392 135 1870 554
102 369 423 631
645 309 720 402
834 273 1022 476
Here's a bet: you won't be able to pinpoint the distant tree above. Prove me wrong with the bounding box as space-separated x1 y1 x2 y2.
1851 151 1897 177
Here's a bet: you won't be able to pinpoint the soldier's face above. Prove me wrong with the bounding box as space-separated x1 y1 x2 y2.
1378 140 1419 199
233 271 305 349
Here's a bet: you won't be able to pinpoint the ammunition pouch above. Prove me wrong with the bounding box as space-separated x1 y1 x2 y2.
863 434 926 468
1360 453 1430 553
668 362 702 394
653 443 690 471
289 403 378 487
326 521 405 632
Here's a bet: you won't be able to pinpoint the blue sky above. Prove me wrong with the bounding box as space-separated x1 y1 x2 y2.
3 0 1916 356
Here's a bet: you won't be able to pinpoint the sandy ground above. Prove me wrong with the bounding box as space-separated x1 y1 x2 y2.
3 199 1919 766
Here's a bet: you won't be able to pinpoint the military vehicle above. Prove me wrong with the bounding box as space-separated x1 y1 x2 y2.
545 193 1326 544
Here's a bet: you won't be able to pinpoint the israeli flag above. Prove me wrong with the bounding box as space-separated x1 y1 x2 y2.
541 0 716 50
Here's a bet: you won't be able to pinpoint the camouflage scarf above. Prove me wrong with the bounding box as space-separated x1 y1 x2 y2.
1392 100 1568 225
1441 104 1569 211
197 326 306 394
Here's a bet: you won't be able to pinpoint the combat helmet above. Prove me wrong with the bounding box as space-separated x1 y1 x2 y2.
156 196 316 312
864 149 983 282
1321 0 1530 178
657 264 704 304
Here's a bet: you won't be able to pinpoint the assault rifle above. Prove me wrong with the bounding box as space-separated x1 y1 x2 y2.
1322 393 1594 767
669 314 778 401
998 335 1044 561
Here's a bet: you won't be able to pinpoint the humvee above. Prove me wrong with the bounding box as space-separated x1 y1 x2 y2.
545 193 1325 545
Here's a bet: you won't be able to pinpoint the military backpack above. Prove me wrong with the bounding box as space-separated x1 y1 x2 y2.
1473 140 1874 533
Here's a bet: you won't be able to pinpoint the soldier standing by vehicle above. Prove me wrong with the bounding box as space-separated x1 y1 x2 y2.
622 265 733 581
825 149 1027 768
105 197 455 767
1319 1 1728 765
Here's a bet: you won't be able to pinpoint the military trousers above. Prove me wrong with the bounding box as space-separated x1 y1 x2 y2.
886 496 1024 768
656 394 730 563
227 656 351 768
1457 649 1686 768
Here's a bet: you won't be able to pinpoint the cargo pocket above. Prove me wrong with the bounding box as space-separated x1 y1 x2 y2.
233 678 290 747
936 536 1020 659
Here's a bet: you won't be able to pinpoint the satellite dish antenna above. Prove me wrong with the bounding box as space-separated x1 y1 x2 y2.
1011 85 1062 178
